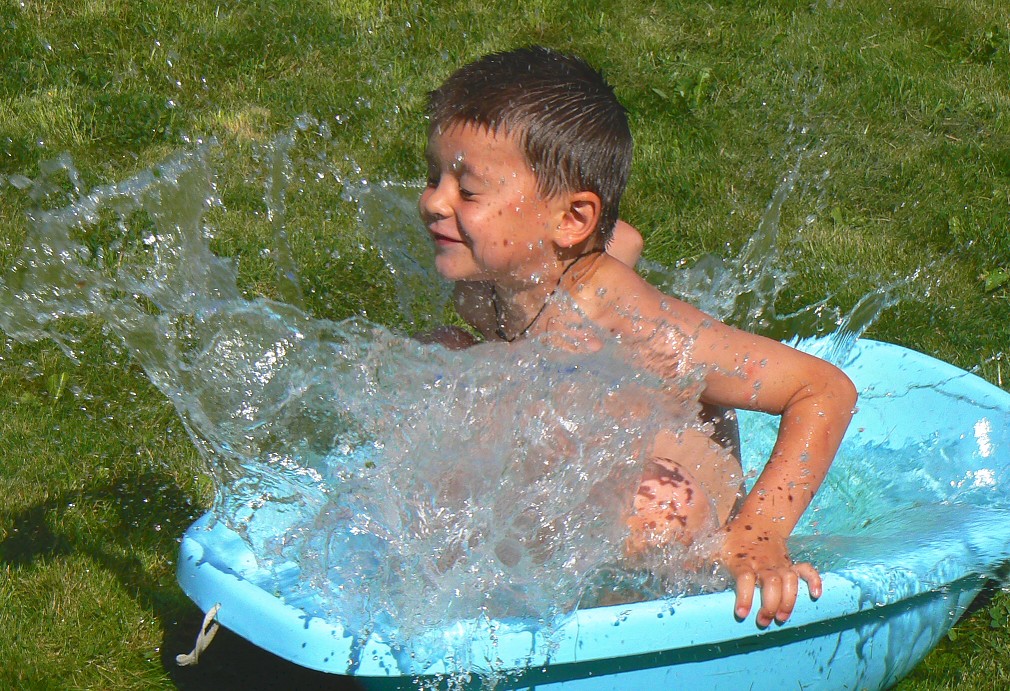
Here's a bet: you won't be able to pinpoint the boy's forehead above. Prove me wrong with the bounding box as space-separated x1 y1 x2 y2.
426 123 527 171
424 142 467 175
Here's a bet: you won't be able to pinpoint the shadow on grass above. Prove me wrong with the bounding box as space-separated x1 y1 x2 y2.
0 463 365 689
165 608 370 690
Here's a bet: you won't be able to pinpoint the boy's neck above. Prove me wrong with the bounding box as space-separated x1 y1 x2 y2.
492 247 604 342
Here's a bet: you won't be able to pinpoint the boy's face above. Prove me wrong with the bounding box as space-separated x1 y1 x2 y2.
419 123 567 286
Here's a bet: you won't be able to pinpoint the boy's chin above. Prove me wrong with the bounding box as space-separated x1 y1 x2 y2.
434 267 465 282
433 259 480 283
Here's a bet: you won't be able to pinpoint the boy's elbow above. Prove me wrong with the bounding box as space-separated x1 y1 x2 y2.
826 364 858 417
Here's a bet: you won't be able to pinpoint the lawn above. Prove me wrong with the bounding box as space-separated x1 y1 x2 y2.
1 0 1009 688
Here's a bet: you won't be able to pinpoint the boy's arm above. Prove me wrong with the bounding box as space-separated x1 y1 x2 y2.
413 281 490 348
587 269 855 627
694 322 857 627
608 220 644 267
414 324 479 349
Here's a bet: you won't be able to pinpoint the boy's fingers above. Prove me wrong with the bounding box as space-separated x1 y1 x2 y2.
755 572 781 627
733 570 757 620
795 562 822 599
774 570 800 623
729 557 824 626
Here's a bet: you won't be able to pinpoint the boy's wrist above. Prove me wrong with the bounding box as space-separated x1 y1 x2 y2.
724 508 795 540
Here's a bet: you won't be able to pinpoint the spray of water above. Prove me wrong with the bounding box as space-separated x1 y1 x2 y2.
3 127 1006 680
0 139 722 666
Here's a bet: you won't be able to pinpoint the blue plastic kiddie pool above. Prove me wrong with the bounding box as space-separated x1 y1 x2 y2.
178 339 1010 689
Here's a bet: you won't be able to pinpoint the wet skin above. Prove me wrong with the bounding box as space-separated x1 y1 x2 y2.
420 123 858 627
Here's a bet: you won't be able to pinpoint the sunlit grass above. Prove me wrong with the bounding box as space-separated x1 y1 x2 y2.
1 0 1008 688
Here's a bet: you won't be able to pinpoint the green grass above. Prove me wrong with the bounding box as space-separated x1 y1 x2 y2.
1 0 1009 688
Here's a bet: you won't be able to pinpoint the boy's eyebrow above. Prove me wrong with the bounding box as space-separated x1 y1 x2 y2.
424 149 472 176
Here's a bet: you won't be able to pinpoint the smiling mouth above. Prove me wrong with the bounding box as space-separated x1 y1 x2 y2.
429 230 465 245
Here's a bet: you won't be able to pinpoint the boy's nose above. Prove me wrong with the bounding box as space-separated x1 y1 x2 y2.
419 182 451 222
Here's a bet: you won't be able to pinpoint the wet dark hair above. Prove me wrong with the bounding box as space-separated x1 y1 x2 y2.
426 46 632 242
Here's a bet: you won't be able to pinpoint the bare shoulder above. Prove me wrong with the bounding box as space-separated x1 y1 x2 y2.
570 255 707 336
569 257 856 414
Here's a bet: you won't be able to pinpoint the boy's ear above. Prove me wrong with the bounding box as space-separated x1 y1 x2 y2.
555 191 602 248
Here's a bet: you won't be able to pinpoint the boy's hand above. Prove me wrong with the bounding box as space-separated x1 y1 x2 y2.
415 325 479 350
720 526 821 627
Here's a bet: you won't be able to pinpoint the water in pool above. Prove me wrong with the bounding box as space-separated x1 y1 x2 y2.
3 129 1010 681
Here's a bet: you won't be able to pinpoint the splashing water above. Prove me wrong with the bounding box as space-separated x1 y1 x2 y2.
0 141 713 655
639 145 904 355
3 131 1010 681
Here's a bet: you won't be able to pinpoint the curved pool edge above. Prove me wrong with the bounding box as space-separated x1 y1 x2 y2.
176 337 1010 688
177 511 986 688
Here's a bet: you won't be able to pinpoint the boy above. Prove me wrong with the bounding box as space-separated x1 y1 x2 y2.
419 46 857 627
